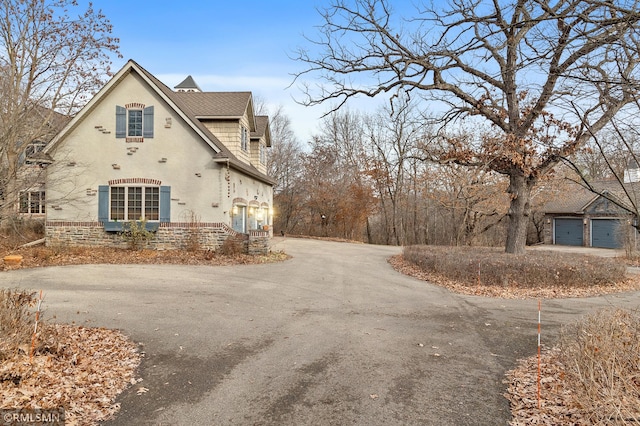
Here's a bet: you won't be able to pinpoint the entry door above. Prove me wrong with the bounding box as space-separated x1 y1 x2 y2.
232 206 247 233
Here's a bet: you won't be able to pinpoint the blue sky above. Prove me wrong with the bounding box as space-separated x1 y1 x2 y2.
97 1 333 142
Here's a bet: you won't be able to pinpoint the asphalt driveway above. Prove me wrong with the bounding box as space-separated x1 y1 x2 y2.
3 238 640 425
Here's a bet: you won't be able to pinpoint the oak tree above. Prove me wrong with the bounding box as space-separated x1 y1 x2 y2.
294 0 640 253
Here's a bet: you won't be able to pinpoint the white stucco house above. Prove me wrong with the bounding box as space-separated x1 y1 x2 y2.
43 60 274 253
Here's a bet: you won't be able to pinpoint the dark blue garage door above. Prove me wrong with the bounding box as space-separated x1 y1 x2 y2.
554 218 583 246
591 219 622 249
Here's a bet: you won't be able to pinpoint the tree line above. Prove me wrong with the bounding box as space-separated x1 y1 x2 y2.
268 99 515 246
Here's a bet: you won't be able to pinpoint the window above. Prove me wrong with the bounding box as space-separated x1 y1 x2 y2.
99 185 169 231
18 141 47 165
19 191 45 214
25 141 46 164
116 105 154 140
259 143 266 165
109 186 160 221
241 126 248 151
128 110 143 137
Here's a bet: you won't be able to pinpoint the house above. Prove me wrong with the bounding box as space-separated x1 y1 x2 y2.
543 179 640 249
3 106 68 219
43 60 274 253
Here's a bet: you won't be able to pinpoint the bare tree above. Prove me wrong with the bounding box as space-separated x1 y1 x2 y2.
303 111 373 239
428 163 508 246
364 95 423 245
562 107 640 231
265 105 307 234
0 0 120 220
294 0 640 254
571 126 640 181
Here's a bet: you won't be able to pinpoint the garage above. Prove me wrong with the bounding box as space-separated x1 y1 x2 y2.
554 218 583 246
591 219 623 249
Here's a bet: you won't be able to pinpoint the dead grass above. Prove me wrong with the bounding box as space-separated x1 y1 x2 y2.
560 308 640 424
506 308 640 425
0 289 40 361
395 245 636 299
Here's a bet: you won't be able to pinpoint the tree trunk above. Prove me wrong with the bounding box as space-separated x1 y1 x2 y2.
505 173 533 254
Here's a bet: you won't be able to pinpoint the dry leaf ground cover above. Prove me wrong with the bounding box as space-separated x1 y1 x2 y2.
0 288 141 425
1 244 289 271
1 324 140 425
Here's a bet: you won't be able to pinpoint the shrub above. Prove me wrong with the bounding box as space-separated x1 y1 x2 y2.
120 219 155 250
217 237 243 256
182 211 202 252
560 308 640 424
402 245 626 289
0 217 45 248
0 289 41 360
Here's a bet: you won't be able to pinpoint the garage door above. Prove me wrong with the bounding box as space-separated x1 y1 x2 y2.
591 219 622 249
554 218 583 246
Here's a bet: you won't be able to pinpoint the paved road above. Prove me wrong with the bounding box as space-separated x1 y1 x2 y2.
3 238 640 425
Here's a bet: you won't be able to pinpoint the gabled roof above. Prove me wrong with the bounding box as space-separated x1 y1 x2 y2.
173 92 251 117
46 59 274 185
252 116 271 147
172 91 257 132
544 179 640 214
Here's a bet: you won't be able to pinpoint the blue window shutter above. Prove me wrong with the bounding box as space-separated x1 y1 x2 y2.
160 186 170 222
143 106 154 138
99 185 123 231
115 106 126 138
98 185 109 222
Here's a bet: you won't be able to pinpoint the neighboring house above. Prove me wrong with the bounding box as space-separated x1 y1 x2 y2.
43 60 274 253
543 179 640 249
3 107 68 219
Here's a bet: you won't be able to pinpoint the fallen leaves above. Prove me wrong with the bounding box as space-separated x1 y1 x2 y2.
1 246 290 271
0 324 141 426
504 347 585 425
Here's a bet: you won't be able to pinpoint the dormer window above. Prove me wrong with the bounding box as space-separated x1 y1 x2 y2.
116 104 154 141
20 141 48 165
260 143 266 165
241 126 248 151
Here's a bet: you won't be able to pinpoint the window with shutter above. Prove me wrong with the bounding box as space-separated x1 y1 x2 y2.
98 185 169 231
115 104 154 141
